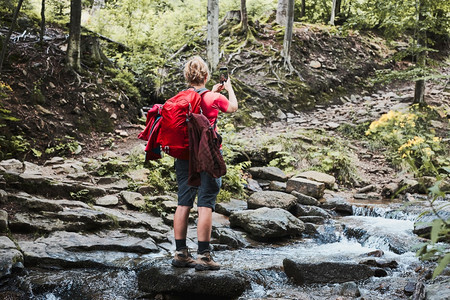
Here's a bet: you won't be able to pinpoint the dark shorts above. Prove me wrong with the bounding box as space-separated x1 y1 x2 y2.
174 159 222 211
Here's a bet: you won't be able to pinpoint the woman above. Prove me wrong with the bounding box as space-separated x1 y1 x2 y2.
172 56 238 271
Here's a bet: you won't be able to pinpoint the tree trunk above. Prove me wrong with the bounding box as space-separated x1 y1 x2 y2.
282 0 295 69
276 0 288 26
335 0 342 16
300 0 306 18
414 0 427 105
0 0 25 73
40 0 45 44
240 0 248 34
67 0 82 72
207 0 219 72
329 0 337 25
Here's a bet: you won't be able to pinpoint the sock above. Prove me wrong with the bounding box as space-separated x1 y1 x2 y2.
198 241 210 254
175 239 187 251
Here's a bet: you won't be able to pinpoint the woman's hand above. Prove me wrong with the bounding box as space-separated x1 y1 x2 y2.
212 83 225 93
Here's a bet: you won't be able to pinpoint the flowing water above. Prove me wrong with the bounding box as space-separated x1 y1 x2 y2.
11 202 432 299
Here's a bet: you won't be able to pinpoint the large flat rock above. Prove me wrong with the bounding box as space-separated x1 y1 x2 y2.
138 264 249 299
247 191 297 211
19 230 160 268
283 259 379 284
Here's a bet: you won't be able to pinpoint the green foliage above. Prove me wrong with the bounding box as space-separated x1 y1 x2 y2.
70 189 93 202
415 181 450 279
144 155 177 194
45 136 81 157
108 67 141 103
269 151 297 173
366 105 449 176
0 135 30 160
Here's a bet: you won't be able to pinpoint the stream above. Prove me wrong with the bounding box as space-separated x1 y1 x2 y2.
13 201 435 300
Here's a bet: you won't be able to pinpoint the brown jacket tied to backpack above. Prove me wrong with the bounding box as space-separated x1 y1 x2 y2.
187 113 226 186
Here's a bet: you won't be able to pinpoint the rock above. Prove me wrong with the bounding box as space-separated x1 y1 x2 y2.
19 230 159 268
291 191 320 206
321 195 353 215
326 122 340 129
43 156 65 166
0 189 6 204
215 199 247 216
296 171 336 189
160 200 178 213
298 216 325 224
286 177 325 199
339 281 361 297
353 192 382 200
246 178 263 192
357 185 376 193
247 191 297 211
229 207 305 240
283 260 379 284
3 171 106 199
295 204 331 219
0 236 23 279
126 168 150 182
248 167 288 182
212 227 249 249
359 258 398 269
310 60 321 68
8 192 89 211
413 207 450 238
120 191 145 209
93 206 170 233
398 178 420 193
0 210 7 232
0 159 23 173
426 278 450 300
250 111 265 119
138 265 249 299
95 195 119 206
269 181 286 192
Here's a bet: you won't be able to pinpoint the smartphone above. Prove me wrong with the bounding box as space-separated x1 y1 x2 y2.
219 67 228 84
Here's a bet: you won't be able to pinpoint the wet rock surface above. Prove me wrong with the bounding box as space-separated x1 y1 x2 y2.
138 264 249 299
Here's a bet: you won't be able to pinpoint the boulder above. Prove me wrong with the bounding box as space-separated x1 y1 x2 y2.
229 207 305 240
296 171 336 189
295 204 332 219
291 191 320 206
283 259 381 284
0 159 24 173
246 178 263 192
269 181 286 192
321 195 353 215
286 178 325 199
95 195 119 206
247 191 297 211
19 230 159 268
298 216 325 224
138 265 249 299
120 191 145 209
215 199 247 216
248 167 288 182
0 236 23 279
9 208 114 233
212 227 249 249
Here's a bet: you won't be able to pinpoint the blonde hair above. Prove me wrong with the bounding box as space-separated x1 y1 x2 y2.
184 56 209 86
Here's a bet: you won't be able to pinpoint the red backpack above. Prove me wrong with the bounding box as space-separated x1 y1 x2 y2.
138 104 163 161
157 88 208 160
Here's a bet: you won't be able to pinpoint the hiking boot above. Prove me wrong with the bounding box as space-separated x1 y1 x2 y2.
172 248 196 268
195 251 221 271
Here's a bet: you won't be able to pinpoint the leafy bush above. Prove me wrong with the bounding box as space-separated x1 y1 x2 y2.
45 136 81 157
365 105 449 176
